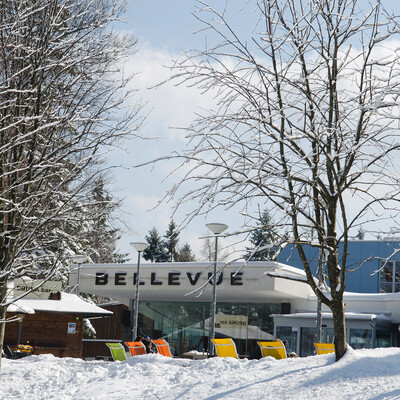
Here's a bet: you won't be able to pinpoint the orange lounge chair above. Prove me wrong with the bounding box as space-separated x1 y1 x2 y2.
153 339 172 357
125 341 146 356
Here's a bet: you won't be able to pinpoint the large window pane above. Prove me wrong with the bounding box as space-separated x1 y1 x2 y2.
276 326 297 354
300 327 316 357
376 329 391 348
380 260 393 282
349 329 372 349
380 283 392 293
395 261 400 283
138 301 281 356
379 260 394 292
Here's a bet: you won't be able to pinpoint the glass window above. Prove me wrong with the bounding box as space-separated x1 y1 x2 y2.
396 262 400 283
379 260 394 293
276 326 297 354
376 329 391 348
300 327 316 357
138 301 281 356
349 329 372 349
324 328 335 344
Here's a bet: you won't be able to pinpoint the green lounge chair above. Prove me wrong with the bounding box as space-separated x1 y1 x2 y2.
106 342 129 361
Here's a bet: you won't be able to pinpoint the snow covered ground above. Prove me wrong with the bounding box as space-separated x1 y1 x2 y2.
1 347 400 400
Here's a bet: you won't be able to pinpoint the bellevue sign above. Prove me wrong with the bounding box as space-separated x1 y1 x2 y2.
68 261 310 303
94 270 244 287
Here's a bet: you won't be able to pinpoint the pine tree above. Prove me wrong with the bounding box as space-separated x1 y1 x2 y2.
143 228 166 263
247 210 277 261
163 219 180 262
175 243 196 262
84 177 128 263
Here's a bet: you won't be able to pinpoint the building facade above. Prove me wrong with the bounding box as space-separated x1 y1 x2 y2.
277 240 400 293
70 260 400 357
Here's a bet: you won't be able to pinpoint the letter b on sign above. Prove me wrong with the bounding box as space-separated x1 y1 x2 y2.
95 272 108 285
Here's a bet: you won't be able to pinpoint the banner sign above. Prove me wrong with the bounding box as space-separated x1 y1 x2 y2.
14 278 62 299
215 314 248 329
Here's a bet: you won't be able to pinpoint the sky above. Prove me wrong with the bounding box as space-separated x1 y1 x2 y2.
2 347 400 399
107 1 255 262
106 0 400 263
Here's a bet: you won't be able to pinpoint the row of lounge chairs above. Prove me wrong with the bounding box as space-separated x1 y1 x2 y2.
106 338 172 361
106 338 335 361
212 338 335 359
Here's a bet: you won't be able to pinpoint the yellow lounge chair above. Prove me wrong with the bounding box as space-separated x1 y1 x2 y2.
257 340 287 359
153 339 173 357
314 343 335 355
211 338 239 359
106 342 129 361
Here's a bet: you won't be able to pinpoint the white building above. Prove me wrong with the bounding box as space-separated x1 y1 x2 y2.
69 261 400 357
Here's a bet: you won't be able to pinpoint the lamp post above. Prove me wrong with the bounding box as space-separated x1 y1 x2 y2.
130 241 149 341
16 313 26 345
206 222 228 355
70 254 88 294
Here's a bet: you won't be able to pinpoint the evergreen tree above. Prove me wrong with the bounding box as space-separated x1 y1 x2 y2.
247 210 277 261
175 243 196 262
84 177 128 263
163 219 180 262
143 228 166 262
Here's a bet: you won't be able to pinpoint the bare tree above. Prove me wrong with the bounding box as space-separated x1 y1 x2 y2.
158 0 400 360
0 0 142 368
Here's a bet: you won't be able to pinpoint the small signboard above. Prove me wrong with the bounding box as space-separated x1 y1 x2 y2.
215 314 248 329
68 322 76 334
14 278 62 299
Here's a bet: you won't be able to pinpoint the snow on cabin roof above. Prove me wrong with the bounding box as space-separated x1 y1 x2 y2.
10 292 112 317
7 303 35 315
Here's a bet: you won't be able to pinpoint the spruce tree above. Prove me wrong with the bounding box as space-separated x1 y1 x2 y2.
175 243 196 262
247 210 277 261
143 227 166 262
84 177 128 263
163 219 180 262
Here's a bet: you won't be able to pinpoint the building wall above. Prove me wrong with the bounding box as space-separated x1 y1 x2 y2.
5 312 84 358
277 240 400 293
82 303 131 359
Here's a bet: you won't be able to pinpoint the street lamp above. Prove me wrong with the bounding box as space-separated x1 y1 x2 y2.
130 241 149 341
70 254 88 294
206 222 228 355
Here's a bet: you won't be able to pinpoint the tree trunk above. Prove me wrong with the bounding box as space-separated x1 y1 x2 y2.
331 296 347 361
0 280 8 371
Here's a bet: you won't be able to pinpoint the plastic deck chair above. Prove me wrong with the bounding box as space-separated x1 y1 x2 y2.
2 345 14 359
153 339 172 357
106 342 129 361
211 338 239 359
257 340 287 359
125 341 146 356
314 343 335 355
